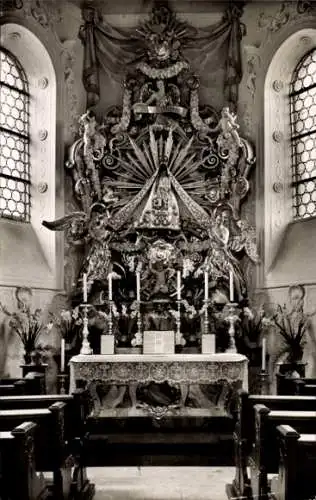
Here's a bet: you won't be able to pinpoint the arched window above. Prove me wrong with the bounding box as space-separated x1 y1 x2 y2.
290 48 316 220
261 28 316 288
0 47 30 222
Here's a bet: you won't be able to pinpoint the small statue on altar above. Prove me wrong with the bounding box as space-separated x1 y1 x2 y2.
144 239 177 299
144 302 176 331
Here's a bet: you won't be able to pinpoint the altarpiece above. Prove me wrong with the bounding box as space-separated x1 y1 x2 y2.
44 4 256 417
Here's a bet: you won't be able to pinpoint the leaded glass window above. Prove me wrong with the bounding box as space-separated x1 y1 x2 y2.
290 48 316 219
0 48 30 222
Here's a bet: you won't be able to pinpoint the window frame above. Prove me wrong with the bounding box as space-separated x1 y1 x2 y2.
0 20 65 290
257 26 316 289
0 46 31 222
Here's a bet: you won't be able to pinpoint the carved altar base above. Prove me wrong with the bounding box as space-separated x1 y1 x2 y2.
69 353 248 419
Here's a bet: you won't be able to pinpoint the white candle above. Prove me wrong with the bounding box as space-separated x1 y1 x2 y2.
229 269 234 302
262 337 267 371
136 272 140 302
61 338 65 373
204 271 209 301
108 273 113 301
83 273 88 303
177 270 181 300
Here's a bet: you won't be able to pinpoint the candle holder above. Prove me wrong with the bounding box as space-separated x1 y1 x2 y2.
58 373 68 395
108 300 113 337
131 300 143 347
224 302 240 353
79 303 93 355
260 369 269 395
175 300 185 346
203 298 209 336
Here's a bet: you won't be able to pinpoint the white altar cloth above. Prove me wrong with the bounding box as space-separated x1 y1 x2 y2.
69 353 248 394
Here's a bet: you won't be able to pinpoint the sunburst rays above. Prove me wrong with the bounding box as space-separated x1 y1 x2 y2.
109 128 206 204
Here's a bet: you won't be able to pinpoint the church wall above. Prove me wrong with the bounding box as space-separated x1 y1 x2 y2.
1 0 316 386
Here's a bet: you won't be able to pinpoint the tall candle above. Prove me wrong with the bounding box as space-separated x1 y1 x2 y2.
177 270 181 300
108 273 113 301
61 337 65 373
229 269 234 302
204 271 209 301
83 273 88 303
136 272 140 302
262 337 267 371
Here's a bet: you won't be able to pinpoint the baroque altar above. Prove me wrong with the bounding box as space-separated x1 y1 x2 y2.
70 353 248 418
43 4 257 416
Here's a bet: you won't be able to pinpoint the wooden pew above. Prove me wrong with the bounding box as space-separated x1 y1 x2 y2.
0 402 72 500
295 378 316 396
250 404 316 500
227 390 316 499
0 378 26 395
271 425 316 500
0 421 48 500
0 392 94 500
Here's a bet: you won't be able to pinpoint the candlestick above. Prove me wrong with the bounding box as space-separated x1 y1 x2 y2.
136 272 140 302
79 304 93 355
83 273 88 303
108 273 113 301
204 271 209 301
229 269 234 302
262 337 267 371
60 337 65 373
177 270 181 301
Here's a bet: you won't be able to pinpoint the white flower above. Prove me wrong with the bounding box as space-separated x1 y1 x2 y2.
60 310 72 322
243 307 254 320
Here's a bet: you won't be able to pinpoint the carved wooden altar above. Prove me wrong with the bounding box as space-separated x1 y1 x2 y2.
43 4 258 357
70 353 248 419
43 5 257 418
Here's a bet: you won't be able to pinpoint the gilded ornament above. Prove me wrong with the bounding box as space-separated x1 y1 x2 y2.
272 131 283 143
272 80 284 92
38 77 49 89
38 129 48 141
37 182 48 194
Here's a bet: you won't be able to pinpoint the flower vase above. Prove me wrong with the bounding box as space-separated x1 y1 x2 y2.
23 351 32 365
30 350 42 366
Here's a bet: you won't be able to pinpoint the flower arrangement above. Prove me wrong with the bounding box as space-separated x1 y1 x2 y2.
48 306 82 344
0 287 49 364
268 303 310 364
265 285 315 365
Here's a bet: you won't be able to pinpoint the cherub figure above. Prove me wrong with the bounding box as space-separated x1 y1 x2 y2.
79 109 107 160
215 106 242 149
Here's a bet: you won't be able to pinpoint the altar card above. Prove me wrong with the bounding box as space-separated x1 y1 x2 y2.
202 334 216 354
143 330 175 354
101 335 115 354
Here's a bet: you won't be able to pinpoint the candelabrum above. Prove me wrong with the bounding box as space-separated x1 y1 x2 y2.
224 303 240 353
108 300 113 337
79 303 93 355
175 300 186 346
131 301 143 347
203 299 209 335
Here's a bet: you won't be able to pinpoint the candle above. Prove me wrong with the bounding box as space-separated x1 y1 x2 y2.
83 273 88 303
204 271 209 301
136 272 140 302
61 337 65 373
177 270 181 301
262 337 267 371
108 273 113 301
229 269 234 302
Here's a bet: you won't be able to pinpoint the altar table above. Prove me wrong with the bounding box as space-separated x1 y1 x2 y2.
69 353 248 418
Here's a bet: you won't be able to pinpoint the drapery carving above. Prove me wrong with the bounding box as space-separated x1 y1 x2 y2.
79 2 245 109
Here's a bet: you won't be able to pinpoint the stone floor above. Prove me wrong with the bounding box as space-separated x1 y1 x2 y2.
89 466 234 500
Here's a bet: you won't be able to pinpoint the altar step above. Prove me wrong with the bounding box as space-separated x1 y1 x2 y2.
85 415 234 466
